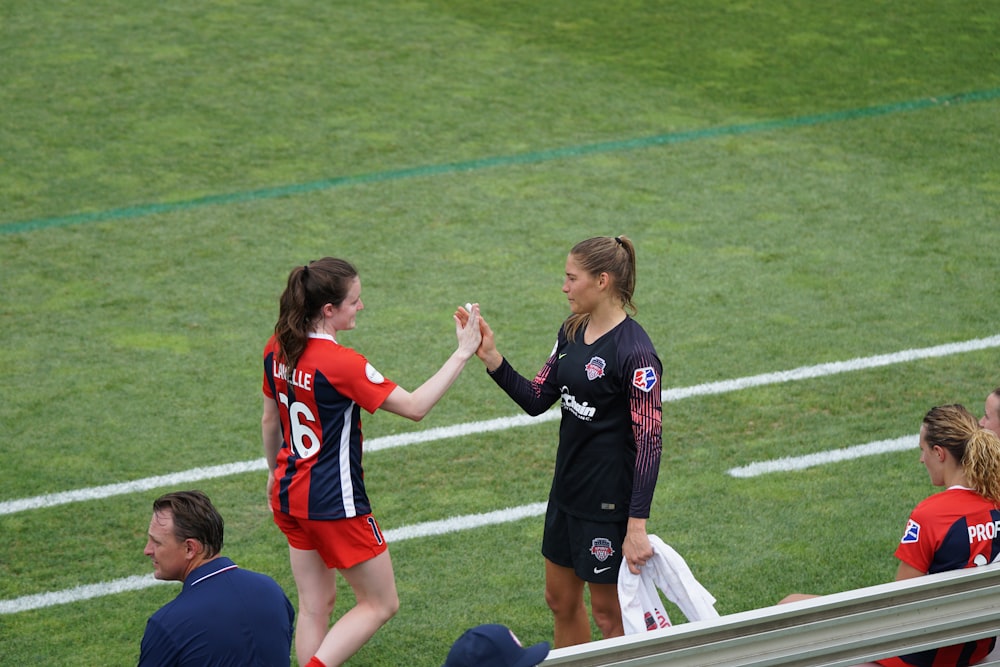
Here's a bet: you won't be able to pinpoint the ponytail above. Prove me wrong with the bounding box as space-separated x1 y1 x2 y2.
273 258 358 377
563 235 638 342
963 429 1000 503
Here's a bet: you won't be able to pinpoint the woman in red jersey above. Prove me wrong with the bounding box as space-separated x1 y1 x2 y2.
876 405 1000 667
783 404 1000 667
262 257 481 667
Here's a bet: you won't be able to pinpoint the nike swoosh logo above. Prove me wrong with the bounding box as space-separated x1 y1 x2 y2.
594 566 612 574
558 353 567 359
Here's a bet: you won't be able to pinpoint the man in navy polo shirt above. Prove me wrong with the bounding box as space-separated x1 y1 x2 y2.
138 490 294 666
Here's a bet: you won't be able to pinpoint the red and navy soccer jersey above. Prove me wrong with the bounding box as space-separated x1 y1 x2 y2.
895 487 1000 574
262 333 397 520
879 487 1000 667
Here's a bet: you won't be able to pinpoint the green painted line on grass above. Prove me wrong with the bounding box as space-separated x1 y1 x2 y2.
4 88 999 236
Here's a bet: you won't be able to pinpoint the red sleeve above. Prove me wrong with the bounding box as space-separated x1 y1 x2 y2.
328 348 398 414
301 341 397 414
893 496 939 573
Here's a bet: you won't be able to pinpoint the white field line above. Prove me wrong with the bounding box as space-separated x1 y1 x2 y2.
0 460 266 515
5 334 998 518
727 435 917 478
0 503 549 615
2 334 998 614
661 334 1000 401
0 575 176 615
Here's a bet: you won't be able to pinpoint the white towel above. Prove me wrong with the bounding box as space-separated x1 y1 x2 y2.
618 534 720 635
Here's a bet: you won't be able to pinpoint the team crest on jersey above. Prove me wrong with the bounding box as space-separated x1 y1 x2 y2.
901 519 920 544
632 367 657 392
365 363 385 384
585 356 607 381
590 537 615 562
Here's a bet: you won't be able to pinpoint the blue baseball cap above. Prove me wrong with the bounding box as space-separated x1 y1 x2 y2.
443 624 551 667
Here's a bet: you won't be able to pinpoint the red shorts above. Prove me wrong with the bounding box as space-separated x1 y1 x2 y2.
272 510 388 569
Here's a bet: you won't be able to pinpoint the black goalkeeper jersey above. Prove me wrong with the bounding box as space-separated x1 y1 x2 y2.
489 316 663 522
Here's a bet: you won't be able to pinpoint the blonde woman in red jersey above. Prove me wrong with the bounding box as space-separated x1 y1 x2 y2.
782 404 1000 667
262 257 481 667
874 405 1000 667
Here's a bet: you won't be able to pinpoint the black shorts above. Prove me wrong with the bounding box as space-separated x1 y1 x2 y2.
541 502 626 585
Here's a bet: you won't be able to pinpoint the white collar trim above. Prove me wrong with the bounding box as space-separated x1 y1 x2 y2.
190 563 238 587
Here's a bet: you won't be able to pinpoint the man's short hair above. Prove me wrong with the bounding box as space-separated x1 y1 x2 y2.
152 490 224 557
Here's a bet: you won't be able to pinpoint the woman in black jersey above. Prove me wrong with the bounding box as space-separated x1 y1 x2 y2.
459 235 664 647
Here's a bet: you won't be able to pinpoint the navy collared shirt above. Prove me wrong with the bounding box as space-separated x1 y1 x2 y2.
138 557 294 666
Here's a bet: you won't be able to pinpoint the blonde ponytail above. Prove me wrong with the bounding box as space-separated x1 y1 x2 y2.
963 429 1000 503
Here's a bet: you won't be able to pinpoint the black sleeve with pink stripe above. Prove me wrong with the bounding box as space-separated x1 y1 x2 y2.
487 355 561 417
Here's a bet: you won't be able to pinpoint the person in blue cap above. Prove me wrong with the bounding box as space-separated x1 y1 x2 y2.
443 624 550 667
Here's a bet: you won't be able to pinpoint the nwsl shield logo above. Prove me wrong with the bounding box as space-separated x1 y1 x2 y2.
632 367 657 392
585 356 606 381
590 537 614 562
901 519 920 544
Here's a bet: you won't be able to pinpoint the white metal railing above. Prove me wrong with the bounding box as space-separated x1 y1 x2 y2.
541 563 1000 667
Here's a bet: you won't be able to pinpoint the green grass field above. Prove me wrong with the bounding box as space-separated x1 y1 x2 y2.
2 1 999 665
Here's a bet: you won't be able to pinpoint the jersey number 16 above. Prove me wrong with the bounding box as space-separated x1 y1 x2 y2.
277 394 322 459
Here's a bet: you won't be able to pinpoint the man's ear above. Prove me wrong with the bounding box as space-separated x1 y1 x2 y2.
184 538 203 559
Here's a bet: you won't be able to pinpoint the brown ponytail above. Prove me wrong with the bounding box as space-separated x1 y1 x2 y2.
273 257 358 377
563 235 638 342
